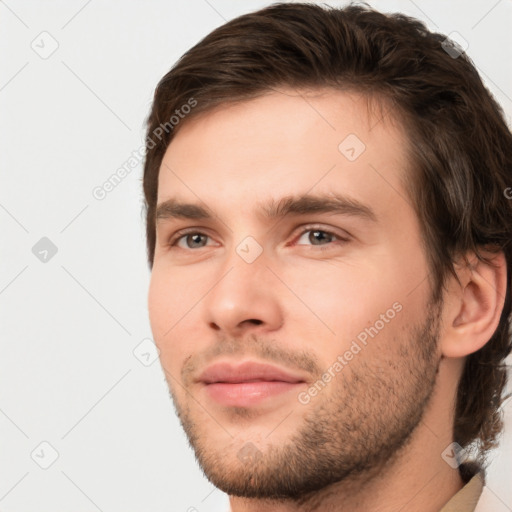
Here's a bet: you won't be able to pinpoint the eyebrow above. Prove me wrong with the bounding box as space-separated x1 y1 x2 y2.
154 193 377 224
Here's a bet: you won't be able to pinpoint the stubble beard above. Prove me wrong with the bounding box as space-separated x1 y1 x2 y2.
167 301 442 503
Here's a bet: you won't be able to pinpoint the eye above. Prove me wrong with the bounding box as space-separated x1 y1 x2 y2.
170 231 214 249
166 226 350 252
294 226 349 249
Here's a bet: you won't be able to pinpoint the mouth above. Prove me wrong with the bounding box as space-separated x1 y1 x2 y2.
197 360 307 407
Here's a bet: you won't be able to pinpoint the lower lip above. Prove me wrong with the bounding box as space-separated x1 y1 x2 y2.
203 381 303 407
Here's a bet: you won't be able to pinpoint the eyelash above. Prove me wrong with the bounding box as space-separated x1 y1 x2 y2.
167 225 350 251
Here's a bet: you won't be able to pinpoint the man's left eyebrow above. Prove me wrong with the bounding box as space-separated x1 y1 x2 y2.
257 193 378 222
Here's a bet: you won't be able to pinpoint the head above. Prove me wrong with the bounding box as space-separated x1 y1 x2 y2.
144 1 512 500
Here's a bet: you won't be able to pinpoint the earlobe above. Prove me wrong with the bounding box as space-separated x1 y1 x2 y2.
441 250 507 359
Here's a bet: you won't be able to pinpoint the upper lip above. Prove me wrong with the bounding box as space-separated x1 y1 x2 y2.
197 361 307 384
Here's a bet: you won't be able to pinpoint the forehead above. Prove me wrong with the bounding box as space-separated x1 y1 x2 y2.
156 87 411 217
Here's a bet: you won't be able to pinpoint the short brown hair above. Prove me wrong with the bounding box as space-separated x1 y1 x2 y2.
142 2 512 464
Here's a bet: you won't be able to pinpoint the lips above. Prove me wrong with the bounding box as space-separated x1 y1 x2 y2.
197 361 307 407
197 361 306 384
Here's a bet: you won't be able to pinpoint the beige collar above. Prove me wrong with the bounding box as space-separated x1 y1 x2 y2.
439 471 485 512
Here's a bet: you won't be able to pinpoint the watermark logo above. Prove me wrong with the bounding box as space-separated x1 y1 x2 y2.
31 31 59 59
441 32 469 59
338 133 366 161
236 236 263 264
133 338 160 367
237 442 263 465
441 442 468 468
32 237 58 263
31 441 59 469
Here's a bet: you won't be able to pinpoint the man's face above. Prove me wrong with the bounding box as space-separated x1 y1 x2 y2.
148 88 442 498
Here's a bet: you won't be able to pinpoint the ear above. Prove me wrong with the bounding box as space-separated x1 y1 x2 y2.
440 250 507 358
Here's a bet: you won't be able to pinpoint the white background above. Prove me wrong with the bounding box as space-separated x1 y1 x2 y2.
1 1 511 511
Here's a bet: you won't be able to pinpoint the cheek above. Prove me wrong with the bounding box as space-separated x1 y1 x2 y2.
278 255 421 358
148 263 218 377
147 267 186 368
148 263 197 330
279 260 393 332
147 268 167 339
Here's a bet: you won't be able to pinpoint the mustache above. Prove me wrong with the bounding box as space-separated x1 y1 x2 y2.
181 333 321 385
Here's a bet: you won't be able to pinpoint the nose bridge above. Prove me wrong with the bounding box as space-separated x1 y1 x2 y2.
216 230 269 290
201 237 283 334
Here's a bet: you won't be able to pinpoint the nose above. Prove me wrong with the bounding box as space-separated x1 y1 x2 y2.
201 247 284 338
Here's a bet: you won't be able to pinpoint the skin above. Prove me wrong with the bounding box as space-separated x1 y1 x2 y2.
147 87 506 512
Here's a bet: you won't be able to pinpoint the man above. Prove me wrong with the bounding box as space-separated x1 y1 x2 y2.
143 3 512 511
